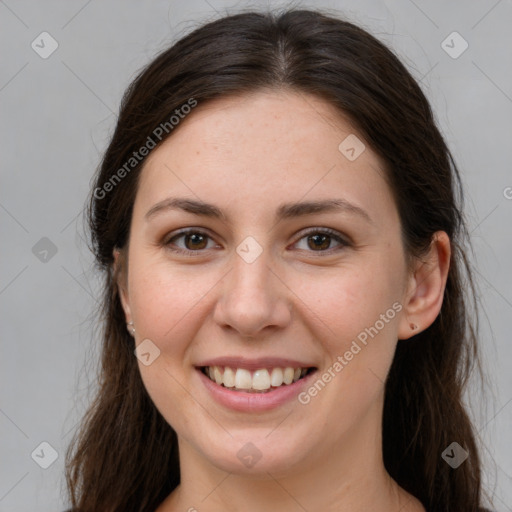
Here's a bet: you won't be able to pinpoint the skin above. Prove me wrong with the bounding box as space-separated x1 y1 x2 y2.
115 90 450 511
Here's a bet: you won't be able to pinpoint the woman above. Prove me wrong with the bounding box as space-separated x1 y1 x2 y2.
65 8 494 512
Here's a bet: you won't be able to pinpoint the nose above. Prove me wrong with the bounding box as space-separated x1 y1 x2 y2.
213 250 292 338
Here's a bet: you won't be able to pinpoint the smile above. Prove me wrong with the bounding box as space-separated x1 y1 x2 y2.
199 366 316 393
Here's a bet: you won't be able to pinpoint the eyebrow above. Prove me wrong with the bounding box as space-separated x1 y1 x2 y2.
145 197 374 224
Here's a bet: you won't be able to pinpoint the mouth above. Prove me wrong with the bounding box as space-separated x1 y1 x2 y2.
197 365 317 393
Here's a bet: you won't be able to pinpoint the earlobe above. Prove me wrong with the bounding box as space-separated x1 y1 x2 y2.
397 231 451 340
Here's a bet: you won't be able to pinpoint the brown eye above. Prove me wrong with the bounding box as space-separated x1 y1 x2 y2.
294 228 349 253
307 233 332 251
182 232 208 250
164 227 349 257
164 229 216 255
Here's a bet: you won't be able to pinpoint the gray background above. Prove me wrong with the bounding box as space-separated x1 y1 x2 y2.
1 0 511 510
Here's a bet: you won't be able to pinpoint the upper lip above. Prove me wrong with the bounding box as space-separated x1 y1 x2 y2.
195 356 317 372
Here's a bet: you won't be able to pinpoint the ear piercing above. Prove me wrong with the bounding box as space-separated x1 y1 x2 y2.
128 321 418 336
127 321 135 336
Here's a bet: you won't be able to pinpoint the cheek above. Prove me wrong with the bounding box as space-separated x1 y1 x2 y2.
298 263 400 340
294 261 403 403
296 269 401 412
128 260 216 345
128 261 208 426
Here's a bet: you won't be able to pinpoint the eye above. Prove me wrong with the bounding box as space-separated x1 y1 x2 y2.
163 227 350 257
164 229 218 256
293 228 349 253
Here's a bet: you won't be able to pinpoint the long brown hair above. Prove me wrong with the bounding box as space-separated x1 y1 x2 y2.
65 7 492 511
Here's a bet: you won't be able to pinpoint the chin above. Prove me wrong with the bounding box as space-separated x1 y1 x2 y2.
194 431 314 477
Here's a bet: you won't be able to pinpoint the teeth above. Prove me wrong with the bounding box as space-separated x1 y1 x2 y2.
252 369 270 390
223 367 236 388
213 366 223 385
283 367 295 385
203 365 311 392
234 368 252 389
270 367 283 387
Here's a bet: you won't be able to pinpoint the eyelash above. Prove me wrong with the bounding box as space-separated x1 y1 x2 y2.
163 227 350 257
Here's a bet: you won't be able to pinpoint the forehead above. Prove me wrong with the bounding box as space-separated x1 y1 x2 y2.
151 89 359 155
135 90 397 227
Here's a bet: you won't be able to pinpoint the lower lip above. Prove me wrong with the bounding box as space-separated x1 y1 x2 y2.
196 368 317 412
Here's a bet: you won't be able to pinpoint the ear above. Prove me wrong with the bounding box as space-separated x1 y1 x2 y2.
398 231 451 340
113 248 132 323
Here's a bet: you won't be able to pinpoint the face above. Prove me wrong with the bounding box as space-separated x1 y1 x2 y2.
117 90 413 477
